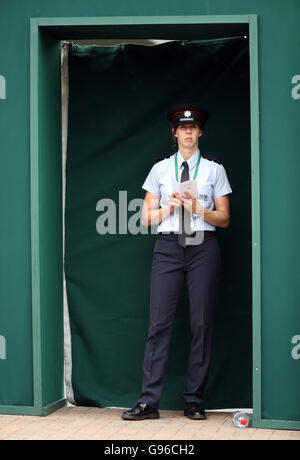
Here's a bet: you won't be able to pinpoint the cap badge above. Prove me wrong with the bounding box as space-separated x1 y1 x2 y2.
184 110 192 117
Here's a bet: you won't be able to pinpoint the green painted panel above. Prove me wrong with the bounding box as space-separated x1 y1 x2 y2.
37 29 64 407
0 8 34 408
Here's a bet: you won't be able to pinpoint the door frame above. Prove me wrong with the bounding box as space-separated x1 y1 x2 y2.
20 15 262 420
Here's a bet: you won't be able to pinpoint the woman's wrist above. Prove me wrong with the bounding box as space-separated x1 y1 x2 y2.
194 199 204 217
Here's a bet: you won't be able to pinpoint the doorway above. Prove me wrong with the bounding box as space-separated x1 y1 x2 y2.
31 17 258 416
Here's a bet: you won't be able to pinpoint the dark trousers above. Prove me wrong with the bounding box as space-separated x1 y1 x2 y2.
138 231 222 409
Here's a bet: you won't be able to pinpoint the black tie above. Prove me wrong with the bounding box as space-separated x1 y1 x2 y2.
178 161 193 247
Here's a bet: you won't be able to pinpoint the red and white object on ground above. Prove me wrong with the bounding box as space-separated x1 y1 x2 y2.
232 411 250 428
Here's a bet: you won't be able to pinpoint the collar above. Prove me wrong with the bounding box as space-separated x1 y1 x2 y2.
177 148 200 171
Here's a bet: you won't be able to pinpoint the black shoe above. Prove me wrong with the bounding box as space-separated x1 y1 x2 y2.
121 402 160 420
184 402 206 420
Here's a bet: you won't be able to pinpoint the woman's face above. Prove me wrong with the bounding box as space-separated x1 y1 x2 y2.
173 124 202 150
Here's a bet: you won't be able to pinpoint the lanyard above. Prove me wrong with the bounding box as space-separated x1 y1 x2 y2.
175 151 201 182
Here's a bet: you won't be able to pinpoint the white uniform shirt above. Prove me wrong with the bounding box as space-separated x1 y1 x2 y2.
142 148 232 232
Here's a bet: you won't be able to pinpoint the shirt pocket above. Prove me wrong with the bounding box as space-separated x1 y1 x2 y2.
197 184 213 207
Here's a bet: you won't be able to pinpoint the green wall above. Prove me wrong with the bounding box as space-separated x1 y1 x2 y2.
0 0 299 424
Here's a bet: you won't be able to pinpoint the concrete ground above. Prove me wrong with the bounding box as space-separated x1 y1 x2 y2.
0 406 299 440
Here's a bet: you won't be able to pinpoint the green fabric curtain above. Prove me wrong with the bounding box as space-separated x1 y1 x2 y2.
65 37 252 410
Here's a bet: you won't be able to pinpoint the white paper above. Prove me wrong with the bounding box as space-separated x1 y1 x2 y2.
172 178 198 199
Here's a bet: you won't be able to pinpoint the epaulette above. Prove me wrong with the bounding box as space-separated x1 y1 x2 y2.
201 153 223 165
155 154 172 164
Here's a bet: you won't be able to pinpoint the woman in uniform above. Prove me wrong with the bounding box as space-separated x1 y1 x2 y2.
121 103 232 421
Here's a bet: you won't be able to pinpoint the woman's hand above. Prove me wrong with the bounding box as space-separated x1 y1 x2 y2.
180 191 201 214
168 192 184 213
